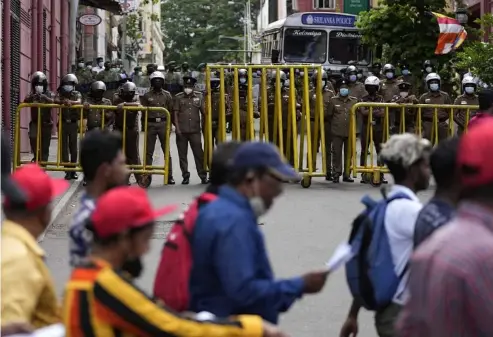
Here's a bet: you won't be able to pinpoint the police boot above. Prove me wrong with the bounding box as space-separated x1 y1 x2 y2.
200 177 209 184
72 172 78 180
332 173 340 183
64 172 71 180
168 176 175 185
182 172 190 185
343 175 354 183
381 173 388 184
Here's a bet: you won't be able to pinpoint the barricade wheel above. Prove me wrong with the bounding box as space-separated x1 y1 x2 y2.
370 173 382 188
138 174 152 188
301 175 311 188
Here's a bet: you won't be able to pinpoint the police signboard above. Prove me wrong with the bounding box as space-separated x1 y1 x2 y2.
301 13 356 28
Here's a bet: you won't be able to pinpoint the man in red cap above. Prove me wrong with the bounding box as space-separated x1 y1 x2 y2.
64 186 288 337
1 164 69 328
396 119 493 337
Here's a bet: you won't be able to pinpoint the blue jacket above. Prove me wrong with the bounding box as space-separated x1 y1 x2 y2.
189 186 304 323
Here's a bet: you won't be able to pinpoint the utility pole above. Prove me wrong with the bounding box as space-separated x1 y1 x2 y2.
69 0 80 71
121 0 128 72
246 0 252 63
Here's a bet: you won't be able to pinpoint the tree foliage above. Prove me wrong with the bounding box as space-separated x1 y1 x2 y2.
161 0 260 66
125 0 160 45
455 14 493 85
356 0 453 74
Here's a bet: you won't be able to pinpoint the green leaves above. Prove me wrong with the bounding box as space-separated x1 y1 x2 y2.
161 0 260 66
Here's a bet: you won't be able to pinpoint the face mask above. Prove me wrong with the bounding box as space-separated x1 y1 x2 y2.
78 63 84 68
152 80 163 90
465 86 475 94
62 85 73 93
425 67 432 73
87 66 92 70
136 72 142 76
340 88 349 96
385 72 394 79
34 85 44 94
99 62 104 67
429 83 439 91
357 73 363 79
322 80 326 87
299 71 304 77
239 78 246 84
284 79 290 87
121 257 143 278
92 91 104 100
349 75 357 82
122 94 134 101
400 91 409 98
184 88 193 94
402 69 409 76
366 86 378 95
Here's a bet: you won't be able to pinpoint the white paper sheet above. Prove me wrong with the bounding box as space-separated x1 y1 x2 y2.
7 323 65 337
325 242 354 272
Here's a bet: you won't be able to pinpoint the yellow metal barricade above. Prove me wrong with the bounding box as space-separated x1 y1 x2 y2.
204 64 327 184
14 103 172 186
349 103 478 186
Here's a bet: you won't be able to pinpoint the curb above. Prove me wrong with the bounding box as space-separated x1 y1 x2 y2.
38 176 83 243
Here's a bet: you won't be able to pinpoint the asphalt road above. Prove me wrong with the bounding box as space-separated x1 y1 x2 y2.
41 131 435 337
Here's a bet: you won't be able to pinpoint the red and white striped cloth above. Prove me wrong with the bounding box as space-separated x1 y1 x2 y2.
432 12 467 55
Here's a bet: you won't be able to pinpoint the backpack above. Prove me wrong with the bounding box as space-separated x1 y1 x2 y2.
153 192 217 311
345 191 411 311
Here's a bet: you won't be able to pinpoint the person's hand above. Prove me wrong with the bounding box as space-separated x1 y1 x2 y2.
339 316 358 337
83 102 90 109
262 321 289 337
301 269 330 294
117 103 125 110
63 99 71 106
1 322 33 336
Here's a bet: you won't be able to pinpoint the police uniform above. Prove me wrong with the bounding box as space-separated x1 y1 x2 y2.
83 96 113 131
309 88 334 177
96 61 120 100
453 93 478 135
24 85 55 163
208 78 231 145
57 89 82 169
165 62 182 96
113 84 143 184
418 91 452 143
173 77 207 184
140 84 174 181
327 88 358 181
358 93 385 168
391 93 419 133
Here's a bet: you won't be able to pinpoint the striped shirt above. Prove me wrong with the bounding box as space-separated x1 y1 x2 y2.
396 202 493 337
63 258 265 337
68 194 95 267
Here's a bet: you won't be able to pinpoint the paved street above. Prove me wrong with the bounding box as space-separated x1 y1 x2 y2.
40 129 435 337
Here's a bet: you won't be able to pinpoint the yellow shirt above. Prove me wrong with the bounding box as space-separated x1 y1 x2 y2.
1 220 61 328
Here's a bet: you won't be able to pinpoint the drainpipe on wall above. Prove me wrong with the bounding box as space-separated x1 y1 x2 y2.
61 0 68 74
37 0 44 71
32 0 39 74
69 0 80 71
50 0 59 135
2 0 12 140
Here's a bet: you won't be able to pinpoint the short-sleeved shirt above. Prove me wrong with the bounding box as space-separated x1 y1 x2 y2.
413 198 455 248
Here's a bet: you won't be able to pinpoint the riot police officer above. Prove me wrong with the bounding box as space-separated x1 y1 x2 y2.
326 78 358 183
55 74 82 180
369 62 383 80
23 71 55 163
96 61 120 100
140 71 175 184
418 72 452 143
421 60 436 93
75 57 93 97
265 70 287 144
231 68 254 141
358 76 386 184
310 69 334 180
391 80 419 133
82 81 114 131
380 64 400 102
173 76 208 184
181 62 192 77
207 77 231 145
454 76 479 135
113 81 144 186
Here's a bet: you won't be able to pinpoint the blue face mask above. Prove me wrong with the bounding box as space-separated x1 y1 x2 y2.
402 69 409 76
429 83 439 91
465 86 475 94
340 88 349 96
239 78 246 84
386 72 394 79
349 75 357 82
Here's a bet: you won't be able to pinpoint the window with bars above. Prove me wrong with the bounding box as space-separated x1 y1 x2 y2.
43 9 47 74
313 0 336 9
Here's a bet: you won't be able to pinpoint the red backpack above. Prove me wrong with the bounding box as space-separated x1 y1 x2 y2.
153 192 217 311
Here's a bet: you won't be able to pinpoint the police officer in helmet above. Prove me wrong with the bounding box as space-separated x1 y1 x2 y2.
454 76 479 135
83 81 113 132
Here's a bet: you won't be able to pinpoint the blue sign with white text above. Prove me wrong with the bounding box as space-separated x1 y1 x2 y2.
301 13 356 28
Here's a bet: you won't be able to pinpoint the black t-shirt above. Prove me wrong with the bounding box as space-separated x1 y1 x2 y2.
413 198 455 248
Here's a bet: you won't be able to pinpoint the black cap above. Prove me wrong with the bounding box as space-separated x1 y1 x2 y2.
183 76 197 85
336 78 349 87
1 135 26 204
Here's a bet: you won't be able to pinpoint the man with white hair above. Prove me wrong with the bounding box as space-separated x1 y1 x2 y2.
340 133 432 337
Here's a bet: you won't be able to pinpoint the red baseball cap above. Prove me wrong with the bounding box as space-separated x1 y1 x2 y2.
457 118 493 187
90 186 178 238
2 164 69 210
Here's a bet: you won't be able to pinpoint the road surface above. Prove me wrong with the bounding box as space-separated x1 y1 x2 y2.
41 131 434 337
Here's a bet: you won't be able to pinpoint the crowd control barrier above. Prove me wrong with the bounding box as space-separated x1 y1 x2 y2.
204 64 329 183
14 103 172 187
348 102 479 187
